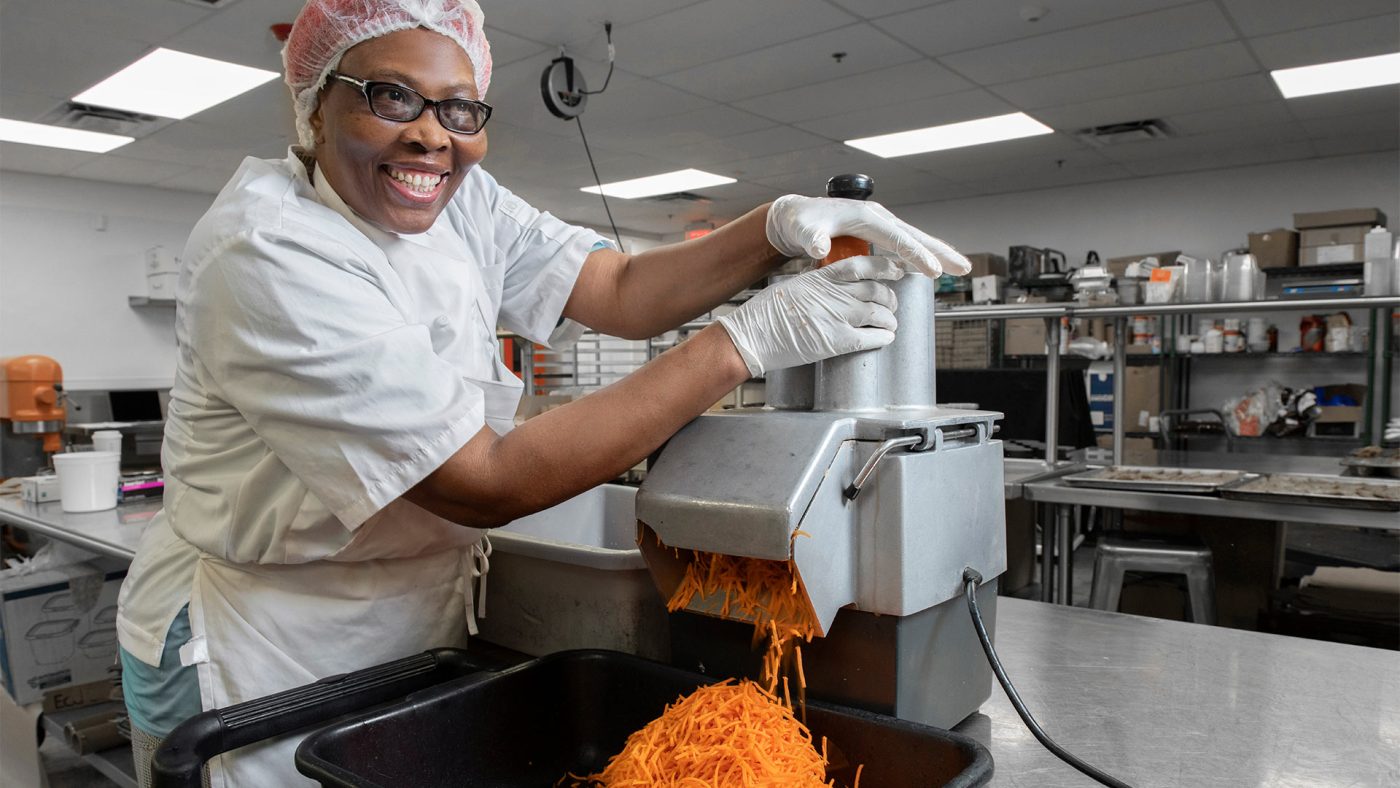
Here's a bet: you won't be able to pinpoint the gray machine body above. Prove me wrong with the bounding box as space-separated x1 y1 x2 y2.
636 259 1007 729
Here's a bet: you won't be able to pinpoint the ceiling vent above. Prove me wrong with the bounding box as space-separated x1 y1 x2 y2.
644 191 711 203
1075 119 1172 147
39 102 174 140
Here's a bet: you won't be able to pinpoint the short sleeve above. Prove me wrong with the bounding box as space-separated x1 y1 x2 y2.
185 225 487 529
462 169 607 347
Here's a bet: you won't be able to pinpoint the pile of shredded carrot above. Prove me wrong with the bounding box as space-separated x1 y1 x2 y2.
573 679 845 787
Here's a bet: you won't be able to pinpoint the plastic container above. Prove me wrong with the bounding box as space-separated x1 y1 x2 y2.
27 619 80 665
296 650 994 788
478 485 668 660
52 451 120 512
92 429 122 454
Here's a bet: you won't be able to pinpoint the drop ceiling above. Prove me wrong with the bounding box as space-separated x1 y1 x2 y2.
1 0 1396 236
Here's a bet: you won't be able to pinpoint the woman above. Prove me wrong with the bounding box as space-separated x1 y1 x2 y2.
115 1 971 784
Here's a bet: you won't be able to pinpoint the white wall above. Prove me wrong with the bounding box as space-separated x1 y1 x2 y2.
0 172 213 390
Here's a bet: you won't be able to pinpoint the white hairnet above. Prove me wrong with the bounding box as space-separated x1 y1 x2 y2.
283 0 491 149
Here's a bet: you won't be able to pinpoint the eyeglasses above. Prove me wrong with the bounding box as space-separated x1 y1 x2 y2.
329 72 492 135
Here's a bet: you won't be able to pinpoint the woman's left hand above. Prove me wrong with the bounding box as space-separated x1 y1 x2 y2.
766 194 972 278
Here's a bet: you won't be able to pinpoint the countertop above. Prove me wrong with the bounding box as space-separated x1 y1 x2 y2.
0 494 155 560
963 597 1399 787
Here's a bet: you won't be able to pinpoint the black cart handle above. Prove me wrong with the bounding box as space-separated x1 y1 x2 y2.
151 647 501 788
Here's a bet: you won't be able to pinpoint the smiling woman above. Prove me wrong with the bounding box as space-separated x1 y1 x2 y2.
111 1 971 786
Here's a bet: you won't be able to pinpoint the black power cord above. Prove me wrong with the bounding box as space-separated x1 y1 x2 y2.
573 114 623 251
580 22 615 96
962 568 1134 788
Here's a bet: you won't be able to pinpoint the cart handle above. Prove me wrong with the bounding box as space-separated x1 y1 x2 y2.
151 647 503 788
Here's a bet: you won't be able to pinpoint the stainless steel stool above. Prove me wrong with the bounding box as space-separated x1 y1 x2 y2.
1089 535 1217 624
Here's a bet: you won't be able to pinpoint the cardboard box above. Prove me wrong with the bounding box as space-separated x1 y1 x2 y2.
1300 225 1371 247
1004 318 1046 355
1314 383 1366 424
1247 229 1298 269
1300 244 1364 266
964 252 1007 278
1082 364 1161 432
1107 251 1181 279
0 560 125 705
1293 207 1387 229
971 275 1003 304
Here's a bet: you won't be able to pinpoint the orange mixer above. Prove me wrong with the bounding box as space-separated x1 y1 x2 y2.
1 355 66 454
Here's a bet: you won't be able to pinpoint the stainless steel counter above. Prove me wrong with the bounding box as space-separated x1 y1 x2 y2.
1003 458 1076 500
962 597 1400 787
0 494 154 560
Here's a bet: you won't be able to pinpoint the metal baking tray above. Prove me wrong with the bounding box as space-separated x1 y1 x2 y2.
1221 473 1400 511
1062 465 1256 494
1341 450 1400 479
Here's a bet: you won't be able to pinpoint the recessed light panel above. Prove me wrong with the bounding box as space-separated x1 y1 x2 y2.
73 48 279 120
0 118 133 153
1271 52 1400 99
845 113 1054 158
581 168 736 199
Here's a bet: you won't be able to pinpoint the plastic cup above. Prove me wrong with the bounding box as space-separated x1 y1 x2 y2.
53 451 121 512
92 430 122 454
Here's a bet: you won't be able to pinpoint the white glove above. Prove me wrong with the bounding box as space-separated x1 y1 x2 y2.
766 194 972 278
717 255 903 377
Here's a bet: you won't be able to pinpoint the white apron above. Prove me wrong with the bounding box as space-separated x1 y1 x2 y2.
181 218 523 787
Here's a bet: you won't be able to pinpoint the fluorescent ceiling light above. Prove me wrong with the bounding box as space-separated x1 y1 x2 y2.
1271 52 1400 98
0 118 132 153
581 168 736 199
73 48 279 119
845 112 1053 158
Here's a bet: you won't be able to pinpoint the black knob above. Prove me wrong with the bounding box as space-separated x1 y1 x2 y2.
826 174 874 200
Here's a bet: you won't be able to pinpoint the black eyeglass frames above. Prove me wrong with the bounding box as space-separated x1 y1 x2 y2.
329 72 492 135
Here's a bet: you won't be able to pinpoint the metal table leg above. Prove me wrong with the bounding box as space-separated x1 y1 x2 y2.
1040 504 1055 603
1057 505 1073 606
1043 316 1062 469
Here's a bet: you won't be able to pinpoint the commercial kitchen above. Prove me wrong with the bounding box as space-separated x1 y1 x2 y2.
1 1 1397 787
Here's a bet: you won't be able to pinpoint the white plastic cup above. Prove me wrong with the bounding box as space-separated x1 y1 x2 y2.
92 430 122 454
53 452 121 513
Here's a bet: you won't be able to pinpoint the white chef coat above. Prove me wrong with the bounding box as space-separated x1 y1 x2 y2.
115 148 605 786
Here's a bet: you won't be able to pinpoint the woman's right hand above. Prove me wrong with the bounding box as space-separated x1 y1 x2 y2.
716 255 904 377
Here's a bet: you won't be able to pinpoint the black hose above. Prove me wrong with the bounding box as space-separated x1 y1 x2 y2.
962 568 1134 788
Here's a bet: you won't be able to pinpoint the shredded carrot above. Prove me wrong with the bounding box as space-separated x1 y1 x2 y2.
576 679 834 787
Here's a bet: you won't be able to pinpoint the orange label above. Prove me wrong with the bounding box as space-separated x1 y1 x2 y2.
1148 268 1173 282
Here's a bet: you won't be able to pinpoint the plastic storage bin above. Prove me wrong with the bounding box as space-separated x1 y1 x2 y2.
478 484 668 660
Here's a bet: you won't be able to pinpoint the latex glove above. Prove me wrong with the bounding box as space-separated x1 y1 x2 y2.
766 194 972 278
717 255 903 377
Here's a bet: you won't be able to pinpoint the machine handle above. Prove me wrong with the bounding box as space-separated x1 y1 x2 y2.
845 435 921 500
150 648 506 788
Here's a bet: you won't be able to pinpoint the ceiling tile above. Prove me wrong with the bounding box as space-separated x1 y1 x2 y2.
626 124 830 169
1165 100 1297 135
3 0 211 45
608 0 855 77
1282 85 1400 120
1248 13 1400 70
716 142 885 181
149 167 235 195
0 90 67 121
117 119 281 171
478 0 701 50
874 0 1197 58
0 16 152 101
657 23 921 102
1096 125 1313 163
1219 0 1399 37
939 2 1237 85
67 154 195 187
570 78 719 132
0 142 96 176
828 0 952 18
970 162 1134 197
1033 74 1279 131
901 133 1094 176
163 0 300 73
1298 109 1400 139
792 88 1015 140
582 105 778 157
1310 131 1400 157
731 60 972 124
1120 141 1316 176
989 42 1260 110
483 25 552 67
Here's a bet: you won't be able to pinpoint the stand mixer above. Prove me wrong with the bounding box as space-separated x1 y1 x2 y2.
636 176 1007 729
0 355 66 477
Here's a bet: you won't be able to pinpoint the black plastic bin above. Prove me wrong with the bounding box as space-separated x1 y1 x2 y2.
297 649 993 787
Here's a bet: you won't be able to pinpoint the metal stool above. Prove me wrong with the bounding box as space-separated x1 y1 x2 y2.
1089 535 1217 624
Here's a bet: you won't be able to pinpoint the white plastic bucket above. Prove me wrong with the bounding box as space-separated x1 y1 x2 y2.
92 430 122 454
53 451 121 512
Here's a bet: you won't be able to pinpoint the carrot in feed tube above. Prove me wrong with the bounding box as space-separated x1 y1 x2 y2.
822 236 871 267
